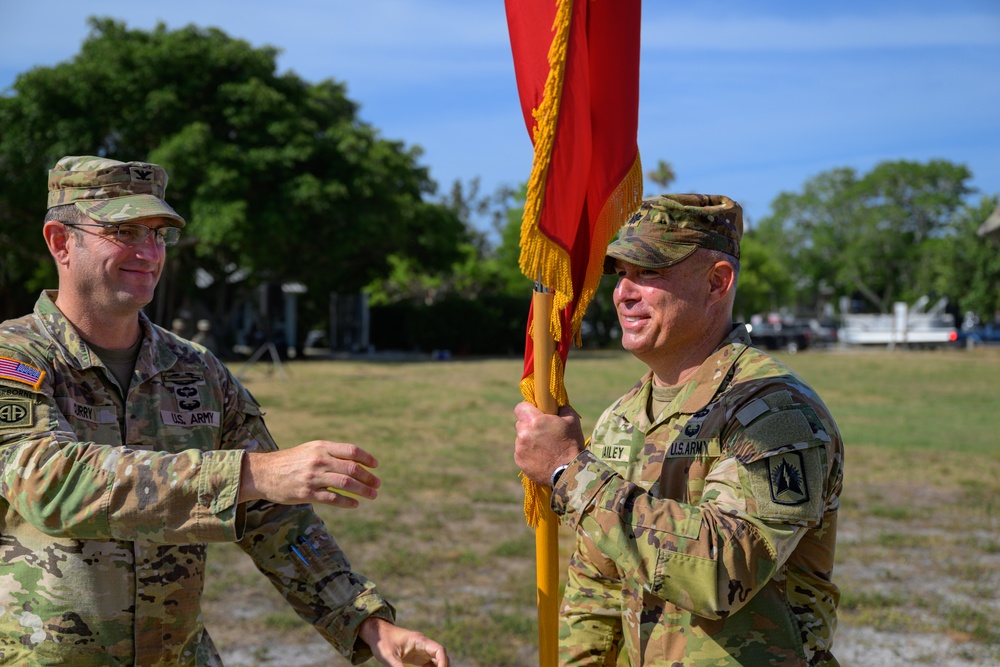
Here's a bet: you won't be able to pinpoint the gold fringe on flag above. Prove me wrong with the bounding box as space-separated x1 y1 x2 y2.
518 154 642 527
518 360 569 530
518 0 644 352
518 0 574 349
568 153 643 347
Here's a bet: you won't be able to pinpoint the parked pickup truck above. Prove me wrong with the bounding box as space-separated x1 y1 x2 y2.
956 324 1000 348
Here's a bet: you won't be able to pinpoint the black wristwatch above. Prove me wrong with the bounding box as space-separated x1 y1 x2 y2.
549 463 569 488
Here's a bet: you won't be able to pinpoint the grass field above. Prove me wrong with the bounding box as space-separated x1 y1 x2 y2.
203 346 1000 666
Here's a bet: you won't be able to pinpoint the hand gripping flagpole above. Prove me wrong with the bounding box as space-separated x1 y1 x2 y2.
531 281 560 667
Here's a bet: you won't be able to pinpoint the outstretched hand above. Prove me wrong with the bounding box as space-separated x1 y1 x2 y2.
239 440 381 508
360 617 450 667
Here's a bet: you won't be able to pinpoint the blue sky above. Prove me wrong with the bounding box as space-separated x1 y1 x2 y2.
2 1 998 232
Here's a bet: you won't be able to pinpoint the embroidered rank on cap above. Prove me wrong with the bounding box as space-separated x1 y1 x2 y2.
0 356 45 391
129 166 155 182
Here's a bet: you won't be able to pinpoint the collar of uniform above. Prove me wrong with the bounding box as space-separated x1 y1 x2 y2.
135 317 180 382
607 371 654 431
34 290 97 370
675 324 753 414
34 290 179 375
611 324 753 428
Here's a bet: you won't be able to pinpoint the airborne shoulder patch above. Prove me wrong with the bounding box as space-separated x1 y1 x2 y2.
0 397 34 429
0 356 46 391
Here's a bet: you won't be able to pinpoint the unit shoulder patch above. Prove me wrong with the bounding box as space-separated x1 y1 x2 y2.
746 446 825 523
766 451 809 505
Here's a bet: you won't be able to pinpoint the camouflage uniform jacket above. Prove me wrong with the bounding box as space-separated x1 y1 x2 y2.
551 325 843 666
0 292 394 666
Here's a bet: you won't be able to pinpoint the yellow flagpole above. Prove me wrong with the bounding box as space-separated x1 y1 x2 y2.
531 286 559 667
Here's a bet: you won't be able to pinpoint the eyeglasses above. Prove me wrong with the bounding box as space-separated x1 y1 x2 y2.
63 222 182 247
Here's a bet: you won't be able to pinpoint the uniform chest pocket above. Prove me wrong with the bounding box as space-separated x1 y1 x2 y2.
659 436 722 506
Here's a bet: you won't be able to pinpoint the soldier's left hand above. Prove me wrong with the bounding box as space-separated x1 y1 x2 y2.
359 617 450 667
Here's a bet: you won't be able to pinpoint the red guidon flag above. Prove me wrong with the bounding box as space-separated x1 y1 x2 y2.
506 0 643 524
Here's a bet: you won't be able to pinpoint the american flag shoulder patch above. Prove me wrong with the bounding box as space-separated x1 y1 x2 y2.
0 356 46 391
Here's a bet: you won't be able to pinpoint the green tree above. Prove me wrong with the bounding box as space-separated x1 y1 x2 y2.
364 181 530 355
755 159 974 314
0 18 467 333
916 195 1000 323
732 232 794 321
492 184 533 296
365 180 523 306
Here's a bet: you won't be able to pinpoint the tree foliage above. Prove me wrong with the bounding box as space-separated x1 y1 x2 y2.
754 159 975 315
731 232 794 321
0 18 468 330
916 196 1000 323
365 180 525 306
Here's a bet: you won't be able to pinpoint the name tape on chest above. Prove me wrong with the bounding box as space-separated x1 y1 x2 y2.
600 443 630 462
58 398 118 424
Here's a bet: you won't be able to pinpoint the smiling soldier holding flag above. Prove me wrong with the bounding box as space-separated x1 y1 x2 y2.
506 2 844 665
514 194 845 665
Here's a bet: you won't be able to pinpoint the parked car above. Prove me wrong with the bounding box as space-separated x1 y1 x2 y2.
955 323 1000 348
746 321 813 354
803 318 839 347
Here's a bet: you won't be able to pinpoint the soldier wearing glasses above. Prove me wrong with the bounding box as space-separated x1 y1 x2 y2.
0 156 449 666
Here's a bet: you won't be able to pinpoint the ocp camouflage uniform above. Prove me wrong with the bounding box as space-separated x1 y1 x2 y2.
0 291 394 666
551 325 843 666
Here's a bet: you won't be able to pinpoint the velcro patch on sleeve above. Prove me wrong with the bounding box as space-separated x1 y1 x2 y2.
762 390 793 409
735 399 769 426
0 356 46 391
744 409 815 454
736 390 795 427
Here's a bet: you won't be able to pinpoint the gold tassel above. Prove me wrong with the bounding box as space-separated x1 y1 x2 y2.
518 0 643 353
519 0 574 350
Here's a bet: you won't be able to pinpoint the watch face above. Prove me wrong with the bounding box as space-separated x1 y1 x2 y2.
550 464 569 487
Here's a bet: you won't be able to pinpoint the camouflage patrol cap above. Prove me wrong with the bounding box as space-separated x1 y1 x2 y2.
47 155 185 227
603 194 742 274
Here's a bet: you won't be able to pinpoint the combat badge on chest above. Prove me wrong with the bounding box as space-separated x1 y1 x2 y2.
159 372 220 427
